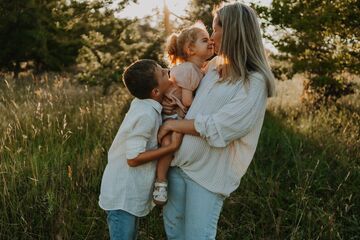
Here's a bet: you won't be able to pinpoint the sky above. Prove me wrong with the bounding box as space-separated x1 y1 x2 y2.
116 0 272 19
115 0 276 52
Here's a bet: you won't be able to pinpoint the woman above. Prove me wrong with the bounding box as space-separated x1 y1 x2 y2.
158 2 276 239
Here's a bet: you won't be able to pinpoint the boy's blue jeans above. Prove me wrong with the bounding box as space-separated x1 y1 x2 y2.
106 209 139 240
163 167 226 240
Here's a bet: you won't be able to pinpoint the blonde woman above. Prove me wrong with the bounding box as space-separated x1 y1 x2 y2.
157 2 276 239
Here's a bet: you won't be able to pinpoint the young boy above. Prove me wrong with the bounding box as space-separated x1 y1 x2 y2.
99 59 182 240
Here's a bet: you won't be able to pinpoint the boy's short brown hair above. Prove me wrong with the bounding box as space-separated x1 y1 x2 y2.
122 59 159 99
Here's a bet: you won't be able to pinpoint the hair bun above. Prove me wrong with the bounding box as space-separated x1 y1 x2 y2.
167 33 178 55
166 33 179 65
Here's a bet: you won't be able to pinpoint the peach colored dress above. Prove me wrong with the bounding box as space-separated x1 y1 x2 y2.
163 62 203 119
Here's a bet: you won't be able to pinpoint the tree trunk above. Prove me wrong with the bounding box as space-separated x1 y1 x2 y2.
13 61 20 79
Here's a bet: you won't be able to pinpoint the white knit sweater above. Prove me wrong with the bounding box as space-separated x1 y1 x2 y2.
171 65 268 197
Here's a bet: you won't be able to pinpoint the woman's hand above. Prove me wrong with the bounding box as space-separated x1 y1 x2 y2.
158 120 175 143
162 97 177 115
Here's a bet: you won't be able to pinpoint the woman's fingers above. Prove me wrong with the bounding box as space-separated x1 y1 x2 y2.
162 106 175 115
162 97 177 115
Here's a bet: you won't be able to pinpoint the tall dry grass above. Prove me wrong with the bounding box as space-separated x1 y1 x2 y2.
0 73 359 239
0 73 130 239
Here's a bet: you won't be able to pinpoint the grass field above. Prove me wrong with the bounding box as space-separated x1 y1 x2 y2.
0 73 359 239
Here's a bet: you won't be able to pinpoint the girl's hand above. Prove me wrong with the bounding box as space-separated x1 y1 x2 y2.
162 97 177 115
158 120 175 143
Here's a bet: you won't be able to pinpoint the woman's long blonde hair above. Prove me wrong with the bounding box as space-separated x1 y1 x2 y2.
215 2 275 97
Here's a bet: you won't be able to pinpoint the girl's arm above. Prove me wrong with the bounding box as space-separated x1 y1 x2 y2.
181 89 194 108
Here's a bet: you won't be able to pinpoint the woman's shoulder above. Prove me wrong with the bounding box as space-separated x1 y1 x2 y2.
249 71 263 79
206 56 218 70
246 72 268 97
248 72 266 86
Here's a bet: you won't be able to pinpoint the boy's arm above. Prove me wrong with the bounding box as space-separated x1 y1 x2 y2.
127 132 182 167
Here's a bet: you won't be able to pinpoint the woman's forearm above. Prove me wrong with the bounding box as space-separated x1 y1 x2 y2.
169 119 199 136
158 119 200 143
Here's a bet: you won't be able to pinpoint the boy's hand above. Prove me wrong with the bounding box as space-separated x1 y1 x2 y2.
169 132 183 151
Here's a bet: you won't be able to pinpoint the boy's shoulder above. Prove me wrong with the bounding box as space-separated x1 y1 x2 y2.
127 98 162 119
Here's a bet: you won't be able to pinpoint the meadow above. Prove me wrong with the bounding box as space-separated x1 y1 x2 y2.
0 73 359 239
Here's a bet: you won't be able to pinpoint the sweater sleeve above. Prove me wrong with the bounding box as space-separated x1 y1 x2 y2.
193 75 267 147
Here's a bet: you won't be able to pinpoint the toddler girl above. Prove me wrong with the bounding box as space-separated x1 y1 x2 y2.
153 22 214 205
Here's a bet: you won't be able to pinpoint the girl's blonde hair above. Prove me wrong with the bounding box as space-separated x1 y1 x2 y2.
166 22 207 66
215 2 276 97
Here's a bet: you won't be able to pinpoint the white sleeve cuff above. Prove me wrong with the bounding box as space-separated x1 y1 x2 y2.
125 138 147 159
194 114 207 137
194 114 226 148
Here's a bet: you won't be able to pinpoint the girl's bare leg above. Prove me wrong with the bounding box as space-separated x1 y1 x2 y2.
156 133 173 182
153 132 183 205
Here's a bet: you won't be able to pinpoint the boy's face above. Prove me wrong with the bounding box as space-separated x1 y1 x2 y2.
153 64 171 96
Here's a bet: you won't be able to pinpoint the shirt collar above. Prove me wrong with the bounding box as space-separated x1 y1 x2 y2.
134 98 162 114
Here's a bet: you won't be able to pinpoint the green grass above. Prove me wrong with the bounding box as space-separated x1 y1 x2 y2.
0 74 359 239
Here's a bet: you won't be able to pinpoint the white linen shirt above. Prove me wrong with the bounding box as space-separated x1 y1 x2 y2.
99 98 162 217
171 64 268 197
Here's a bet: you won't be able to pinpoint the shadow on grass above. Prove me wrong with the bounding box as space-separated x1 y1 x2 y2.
218 111 359 240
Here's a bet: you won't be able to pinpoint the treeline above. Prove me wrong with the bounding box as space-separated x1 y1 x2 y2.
0 0 359 101
0 0 166 93
255 0 359 103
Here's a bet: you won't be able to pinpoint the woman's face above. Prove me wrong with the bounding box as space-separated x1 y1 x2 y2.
211 15 223 54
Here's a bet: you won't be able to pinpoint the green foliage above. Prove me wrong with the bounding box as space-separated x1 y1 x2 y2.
255 0 360 103
0 0 84 74
0 0 167 93
186 0 229 31
76 15 166 94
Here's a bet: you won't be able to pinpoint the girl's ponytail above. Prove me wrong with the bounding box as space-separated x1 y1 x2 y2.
166 33 179 65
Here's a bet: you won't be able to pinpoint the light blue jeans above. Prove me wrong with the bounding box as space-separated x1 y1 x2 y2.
106 209 139 240
163 167 226 240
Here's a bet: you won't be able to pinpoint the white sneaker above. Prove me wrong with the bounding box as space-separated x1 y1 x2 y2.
153 181 168 206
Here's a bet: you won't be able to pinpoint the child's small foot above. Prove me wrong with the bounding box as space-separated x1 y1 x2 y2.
153 181 168 206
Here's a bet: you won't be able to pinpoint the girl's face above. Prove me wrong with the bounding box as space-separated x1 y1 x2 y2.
190 29 214 60
211 15 222 54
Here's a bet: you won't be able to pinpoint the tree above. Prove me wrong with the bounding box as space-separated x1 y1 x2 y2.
255 0 359 103
186 0 229 31
0 0 48 76
75 5 167 94
0 0 80 75
0 0 133 76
